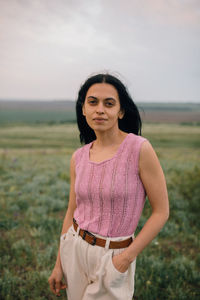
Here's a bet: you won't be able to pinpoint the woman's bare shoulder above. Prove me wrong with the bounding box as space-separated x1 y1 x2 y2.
139 140 161 173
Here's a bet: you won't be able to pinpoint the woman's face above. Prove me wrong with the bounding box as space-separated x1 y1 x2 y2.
82 83 124 133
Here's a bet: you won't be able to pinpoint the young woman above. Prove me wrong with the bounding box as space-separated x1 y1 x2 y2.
48 73 169 300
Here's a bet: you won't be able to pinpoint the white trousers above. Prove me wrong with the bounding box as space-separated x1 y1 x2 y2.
60 224 136 300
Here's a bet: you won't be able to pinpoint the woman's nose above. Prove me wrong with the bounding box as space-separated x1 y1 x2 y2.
96 102 105 114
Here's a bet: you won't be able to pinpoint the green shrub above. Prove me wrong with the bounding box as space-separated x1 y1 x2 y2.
170 166 200 227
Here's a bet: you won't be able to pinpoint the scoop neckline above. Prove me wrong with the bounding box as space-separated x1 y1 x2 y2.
88 133 131 165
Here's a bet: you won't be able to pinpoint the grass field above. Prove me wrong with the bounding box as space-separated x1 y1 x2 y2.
0 123 200 299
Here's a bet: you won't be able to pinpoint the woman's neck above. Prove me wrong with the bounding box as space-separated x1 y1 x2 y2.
93 129 127 148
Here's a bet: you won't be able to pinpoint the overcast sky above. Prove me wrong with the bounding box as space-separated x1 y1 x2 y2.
0 0 200 102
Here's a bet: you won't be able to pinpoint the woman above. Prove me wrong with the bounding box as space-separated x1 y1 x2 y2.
48 73 169 300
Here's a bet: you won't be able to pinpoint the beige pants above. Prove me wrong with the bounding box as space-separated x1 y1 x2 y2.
60 224 136 300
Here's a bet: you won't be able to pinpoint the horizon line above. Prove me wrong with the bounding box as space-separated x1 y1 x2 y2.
0 99 200 104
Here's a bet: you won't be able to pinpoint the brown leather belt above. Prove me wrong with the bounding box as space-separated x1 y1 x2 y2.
73 218 133 249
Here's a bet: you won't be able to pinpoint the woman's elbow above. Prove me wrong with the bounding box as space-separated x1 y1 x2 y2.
162 206 170 223
161 196 170 222
153 207 170 223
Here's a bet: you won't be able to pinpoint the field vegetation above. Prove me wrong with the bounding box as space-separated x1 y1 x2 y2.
0 121 199 299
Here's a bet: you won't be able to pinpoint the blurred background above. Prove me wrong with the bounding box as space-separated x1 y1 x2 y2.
0 1 199 299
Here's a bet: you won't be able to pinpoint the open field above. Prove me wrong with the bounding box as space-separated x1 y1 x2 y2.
0 123 200 299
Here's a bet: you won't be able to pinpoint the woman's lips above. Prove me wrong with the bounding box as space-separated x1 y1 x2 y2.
93 118 107 123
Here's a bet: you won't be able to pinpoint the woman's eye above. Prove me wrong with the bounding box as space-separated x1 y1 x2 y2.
105 102 114 106
88 100 97 105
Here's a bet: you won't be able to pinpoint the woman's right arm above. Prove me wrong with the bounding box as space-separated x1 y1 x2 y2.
48 152 77 296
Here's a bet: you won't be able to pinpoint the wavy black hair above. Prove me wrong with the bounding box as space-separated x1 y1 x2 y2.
76 73 142 144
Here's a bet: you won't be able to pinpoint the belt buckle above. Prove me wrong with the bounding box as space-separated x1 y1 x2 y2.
82 230 97 246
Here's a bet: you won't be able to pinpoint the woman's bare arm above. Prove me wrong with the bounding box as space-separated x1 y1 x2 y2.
113 141 169 272
48 152 77 295
54 152 77 269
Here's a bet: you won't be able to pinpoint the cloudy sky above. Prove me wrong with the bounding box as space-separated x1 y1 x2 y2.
0 0 200 102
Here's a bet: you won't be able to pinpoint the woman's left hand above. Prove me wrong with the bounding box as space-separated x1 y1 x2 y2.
112 252 130 273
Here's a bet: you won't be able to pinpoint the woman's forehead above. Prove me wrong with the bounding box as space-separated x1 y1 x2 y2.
86 83 119 99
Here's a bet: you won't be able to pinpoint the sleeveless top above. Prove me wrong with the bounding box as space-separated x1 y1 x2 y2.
73 133 148 237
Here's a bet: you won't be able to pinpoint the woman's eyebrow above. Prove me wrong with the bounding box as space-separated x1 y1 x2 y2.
105 97 116 102
87 96 97 100
87 96 116 101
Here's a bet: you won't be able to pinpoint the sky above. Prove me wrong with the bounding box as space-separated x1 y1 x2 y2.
0 0 200 102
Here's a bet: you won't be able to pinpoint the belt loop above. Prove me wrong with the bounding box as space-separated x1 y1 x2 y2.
76 226 80 236
105 237 111 250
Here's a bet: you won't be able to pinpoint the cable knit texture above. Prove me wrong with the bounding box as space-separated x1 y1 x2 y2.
73 133 148 237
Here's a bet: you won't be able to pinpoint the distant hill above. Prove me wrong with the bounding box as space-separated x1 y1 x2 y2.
0 100 199 125
138 102 200 123
0 100 75 111
0 100 76 125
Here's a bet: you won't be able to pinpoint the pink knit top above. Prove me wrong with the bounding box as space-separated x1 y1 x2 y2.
73 133 148 237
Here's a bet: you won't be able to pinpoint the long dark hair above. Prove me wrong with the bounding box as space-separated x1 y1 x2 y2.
76 73 142 144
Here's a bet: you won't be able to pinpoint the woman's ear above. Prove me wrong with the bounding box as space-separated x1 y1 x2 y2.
118 109 125 120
